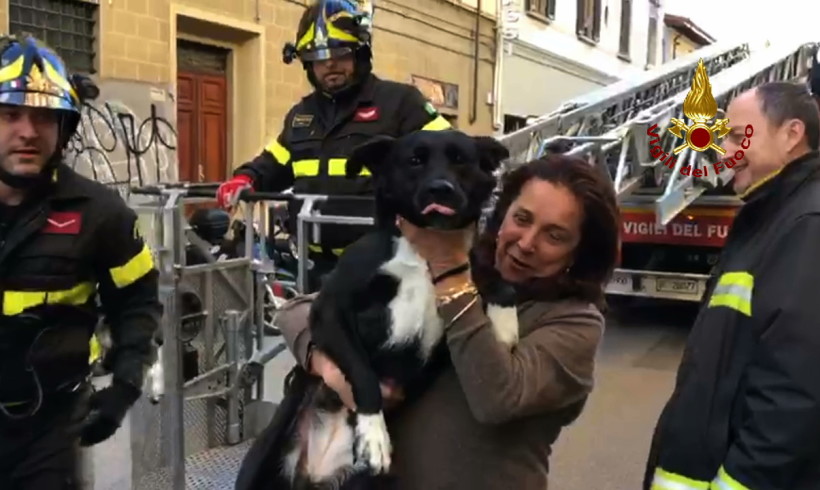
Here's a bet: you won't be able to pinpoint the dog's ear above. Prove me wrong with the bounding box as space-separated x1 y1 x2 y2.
473 136 510 173
346 135 396 179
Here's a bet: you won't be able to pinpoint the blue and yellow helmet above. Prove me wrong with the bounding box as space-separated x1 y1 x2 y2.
284 0 373 64
0 34 81 130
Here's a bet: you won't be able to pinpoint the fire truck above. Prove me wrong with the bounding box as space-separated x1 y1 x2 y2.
497 40 819 303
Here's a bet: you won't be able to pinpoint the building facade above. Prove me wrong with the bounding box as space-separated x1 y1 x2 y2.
499 0 666 131
0 0 496 188
662 14 715 63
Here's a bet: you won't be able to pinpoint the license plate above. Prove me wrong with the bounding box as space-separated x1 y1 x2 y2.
656 278 698 294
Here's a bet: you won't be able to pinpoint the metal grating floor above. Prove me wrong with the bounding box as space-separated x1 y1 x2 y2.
137 439 254 489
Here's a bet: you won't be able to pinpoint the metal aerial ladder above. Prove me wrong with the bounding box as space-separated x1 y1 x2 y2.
497 40 817 225
496 40 817 302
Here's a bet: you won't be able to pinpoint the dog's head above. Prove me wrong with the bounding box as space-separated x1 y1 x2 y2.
346 130 509 230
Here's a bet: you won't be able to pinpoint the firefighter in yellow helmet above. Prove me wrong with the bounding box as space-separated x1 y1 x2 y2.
216 0 452 291
0 34 161 489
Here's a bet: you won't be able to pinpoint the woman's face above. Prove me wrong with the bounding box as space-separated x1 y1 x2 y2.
494 179 584 283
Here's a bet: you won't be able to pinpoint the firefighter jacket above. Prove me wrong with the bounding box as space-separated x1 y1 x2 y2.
233 73 452 254
0 164 161 405
645 151 820 490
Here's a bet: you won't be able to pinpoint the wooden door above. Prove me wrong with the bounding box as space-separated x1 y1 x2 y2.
176 40 229 185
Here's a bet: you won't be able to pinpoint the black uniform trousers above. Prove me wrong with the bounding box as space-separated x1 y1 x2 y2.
0 386 90 490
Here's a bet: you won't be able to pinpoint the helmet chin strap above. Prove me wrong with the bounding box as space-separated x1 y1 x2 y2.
0 152 59 190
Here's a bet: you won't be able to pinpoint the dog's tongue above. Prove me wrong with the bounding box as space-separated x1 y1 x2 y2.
422 203 455 216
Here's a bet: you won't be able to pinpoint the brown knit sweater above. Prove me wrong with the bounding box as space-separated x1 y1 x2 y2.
275 291 604 490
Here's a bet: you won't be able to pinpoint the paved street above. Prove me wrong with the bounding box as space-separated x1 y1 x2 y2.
550 299 696 489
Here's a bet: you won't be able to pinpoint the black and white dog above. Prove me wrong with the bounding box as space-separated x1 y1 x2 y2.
236 130 518 490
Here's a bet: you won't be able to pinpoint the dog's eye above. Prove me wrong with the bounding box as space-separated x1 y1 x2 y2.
445 146 466 165
409 156 423 167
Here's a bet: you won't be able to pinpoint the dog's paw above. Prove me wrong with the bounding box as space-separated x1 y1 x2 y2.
353 412 392 475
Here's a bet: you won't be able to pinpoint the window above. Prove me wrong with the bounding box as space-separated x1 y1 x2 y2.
504 115 528 134
619 0 632 58
526 0 556 20
647 16 659 66
576 0 602 42
9 0 98 74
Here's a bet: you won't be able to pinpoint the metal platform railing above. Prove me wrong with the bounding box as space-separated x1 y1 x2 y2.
100 184 379 489
232 189 376 294
120 184 290 489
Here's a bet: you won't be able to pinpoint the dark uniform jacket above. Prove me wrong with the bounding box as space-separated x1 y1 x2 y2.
0 164 161 406
233 73 451 255
645 152 820 490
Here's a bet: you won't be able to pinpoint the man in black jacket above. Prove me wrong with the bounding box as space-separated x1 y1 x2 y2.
0 35 161 489
644 81 820 489
216 0 451 291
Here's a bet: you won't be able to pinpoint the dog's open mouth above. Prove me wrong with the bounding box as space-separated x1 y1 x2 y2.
421 203 456 216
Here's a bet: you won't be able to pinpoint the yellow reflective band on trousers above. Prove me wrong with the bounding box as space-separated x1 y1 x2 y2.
308 244 345 256
707 271 753 316
110 243 154 289
3 282 95 316
422 115 452 131
293 158 370 177
651 467 710 490
265 140 291 165
89 334 102 364
711 466 750 490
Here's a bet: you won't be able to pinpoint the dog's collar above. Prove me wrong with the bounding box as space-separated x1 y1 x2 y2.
431 262 470 284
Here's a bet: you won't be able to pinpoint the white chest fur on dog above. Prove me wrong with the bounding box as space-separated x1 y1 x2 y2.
379 236 444 360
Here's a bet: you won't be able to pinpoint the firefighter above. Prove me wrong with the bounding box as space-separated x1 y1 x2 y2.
0 35 161 488
644 81 820 489
216 0 451 291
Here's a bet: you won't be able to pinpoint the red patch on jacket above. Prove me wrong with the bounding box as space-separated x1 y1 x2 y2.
354 106 380 122
42 211 82 235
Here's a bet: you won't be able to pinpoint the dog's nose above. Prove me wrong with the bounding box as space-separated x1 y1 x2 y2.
427 179 455 199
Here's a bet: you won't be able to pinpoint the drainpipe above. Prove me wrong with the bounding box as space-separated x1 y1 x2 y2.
491 0 504 133
470 0 482 124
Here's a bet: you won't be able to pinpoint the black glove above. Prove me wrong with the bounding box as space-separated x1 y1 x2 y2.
79 380 141 447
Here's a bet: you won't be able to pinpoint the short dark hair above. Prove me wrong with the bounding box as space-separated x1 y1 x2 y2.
755 82 820 150
473 154 620 309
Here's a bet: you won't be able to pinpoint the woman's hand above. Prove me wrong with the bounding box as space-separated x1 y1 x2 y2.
396 217 474 277
309 348 405 411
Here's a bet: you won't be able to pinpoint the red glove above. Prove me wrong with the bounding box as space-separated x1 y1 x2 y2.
216 175 253 208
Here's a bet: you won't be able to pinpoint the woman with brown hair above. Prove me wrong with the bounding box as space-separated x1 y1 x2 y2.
273 153 621 489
